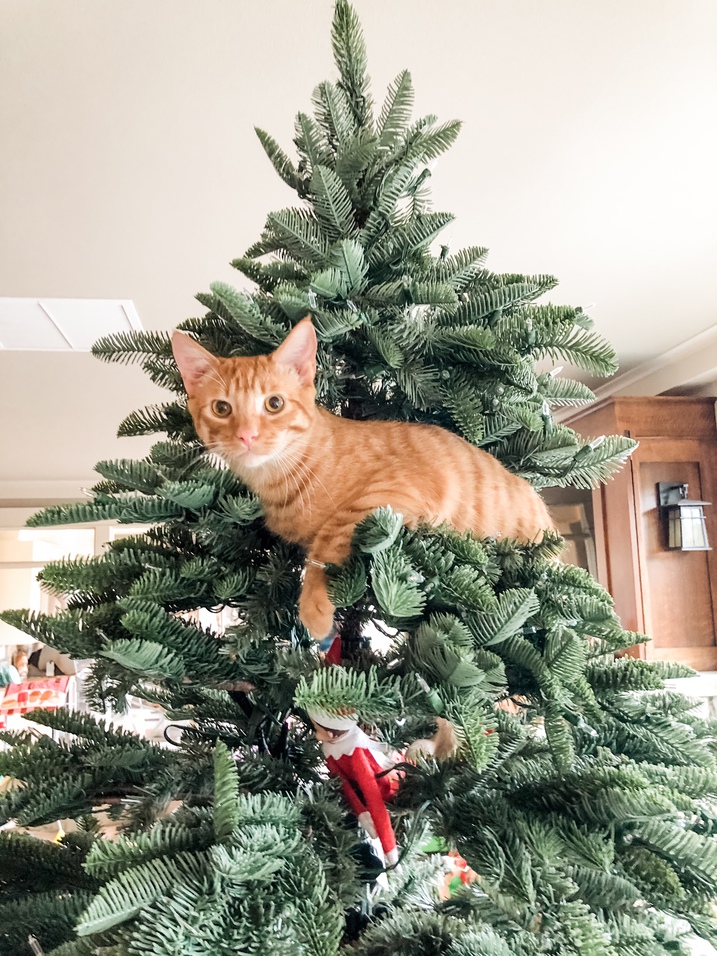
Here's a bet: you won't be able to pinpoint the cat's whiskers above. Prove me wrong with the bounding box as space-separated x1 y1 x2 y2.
202 439 241 474
204 369 230 392
274 446 320 517
280 446 339 514
273 449 311 519
269 450 294 511
201 439 224 458
203 439 228 456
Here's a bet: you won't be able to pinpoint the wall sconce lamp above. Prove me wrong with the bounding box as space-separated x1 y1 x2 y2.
658 482 711 551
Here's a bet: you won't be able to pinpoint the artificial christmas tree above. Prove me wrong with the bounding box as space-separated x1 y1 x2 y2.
2 3 717 954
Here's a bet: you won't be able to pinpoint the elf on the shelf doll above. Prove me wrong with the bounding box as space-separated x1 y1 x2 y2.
308 707 401 866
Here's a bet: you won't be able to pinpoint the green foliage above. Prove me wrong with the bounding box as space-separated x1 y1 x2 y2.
352 911 473 956
73 777 345 955
0 710 173 827
2 3 709 955
353 506 404 553
213 740 241 842
0 831 100 956
255 126 300 189
295 664 406 723
0 889 96 955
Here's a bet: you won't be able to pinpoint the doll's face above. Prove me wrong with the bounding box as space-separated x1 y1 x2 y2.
310 718 349 744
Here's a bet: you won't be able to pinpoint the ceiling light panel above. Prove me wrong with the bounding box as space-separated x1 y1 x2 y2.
0 298 143 351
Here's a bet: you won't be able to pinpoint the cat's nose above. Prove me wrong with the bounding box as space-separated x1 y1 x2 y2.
238 429 259 449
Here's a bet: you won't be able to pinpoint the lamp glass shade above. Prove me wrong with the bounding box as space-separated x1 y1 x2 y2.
667 503 710 551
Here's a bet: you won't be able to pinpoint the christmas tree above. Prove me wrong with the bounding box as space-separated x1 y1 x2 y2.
3 4 717 954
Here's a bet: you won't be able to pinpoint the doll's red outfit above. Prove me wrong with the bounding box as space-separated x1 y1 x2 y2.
326 742 399 856
316 721 400 861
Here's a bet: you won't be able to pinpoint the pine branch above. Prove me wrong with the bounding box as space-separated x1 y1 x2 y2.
312 80 356 148
331 0 373 128
294 111 333 173
311 165 358 240
266 208 331 265
117 402 193 440
376 70 414 151
254 127 300 190
213 740 240 843
295 666 404 723
91 330 172 364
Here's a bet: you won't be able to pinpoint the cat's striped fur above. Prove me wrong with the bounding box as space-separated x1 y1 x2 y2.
172 318 553 640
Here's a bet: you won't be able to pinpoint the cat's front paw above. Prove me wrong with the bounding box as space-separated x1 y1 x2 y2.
299 587 336 641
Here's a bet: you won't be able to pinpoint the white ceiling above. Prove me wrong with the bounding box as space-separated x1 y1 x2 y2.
1 0 716 492
0 298 141 350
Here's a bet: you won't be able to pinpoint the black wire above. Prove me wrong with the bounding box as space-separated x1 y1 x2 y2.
163 724 186 747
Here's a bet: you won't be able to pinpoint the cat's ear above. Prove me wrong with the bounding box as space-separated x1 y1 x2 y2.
272 317 316 386
172 330 219 394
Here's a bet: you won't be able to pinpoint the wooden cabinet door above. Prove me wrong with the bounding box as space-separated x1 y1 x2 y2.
632 438 717 669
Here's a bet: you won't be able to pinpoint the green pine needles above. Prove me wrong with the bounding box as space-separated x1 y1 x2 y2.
2 3 715 955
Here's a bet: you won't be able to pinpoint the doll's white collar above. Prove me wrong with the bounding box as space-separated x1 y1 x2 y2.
320 725 395 769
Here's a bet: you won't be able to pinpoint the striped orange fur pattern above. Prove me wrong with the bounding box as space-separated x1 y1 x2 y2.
172 319 554 639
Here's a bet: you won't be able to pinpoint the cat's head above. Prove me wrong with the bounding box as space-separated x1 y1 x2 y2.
172 318 317 472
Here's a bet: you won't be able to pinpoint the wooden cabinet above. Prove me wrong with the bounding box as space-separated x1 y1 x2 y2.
563 397 717 669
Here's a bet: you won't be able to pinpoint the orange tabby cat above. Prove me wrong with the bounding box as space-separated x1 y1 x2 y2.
172 318 553 640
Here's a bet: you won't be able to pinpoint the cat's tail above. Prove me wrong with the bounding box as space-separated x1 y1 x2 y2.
405 717 459 762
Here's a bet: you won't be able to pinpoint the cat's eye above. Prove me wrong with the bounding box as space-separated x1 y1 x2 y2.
211 400 232 418
264 395 284 414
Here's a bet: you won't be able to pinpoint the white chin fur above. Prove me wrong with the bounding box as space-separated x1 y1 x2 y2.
234 450 273 469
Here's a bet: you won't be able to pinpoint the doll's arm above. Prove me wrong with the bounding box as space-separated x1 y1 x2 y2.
348 747 397 856
327 755 368 818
